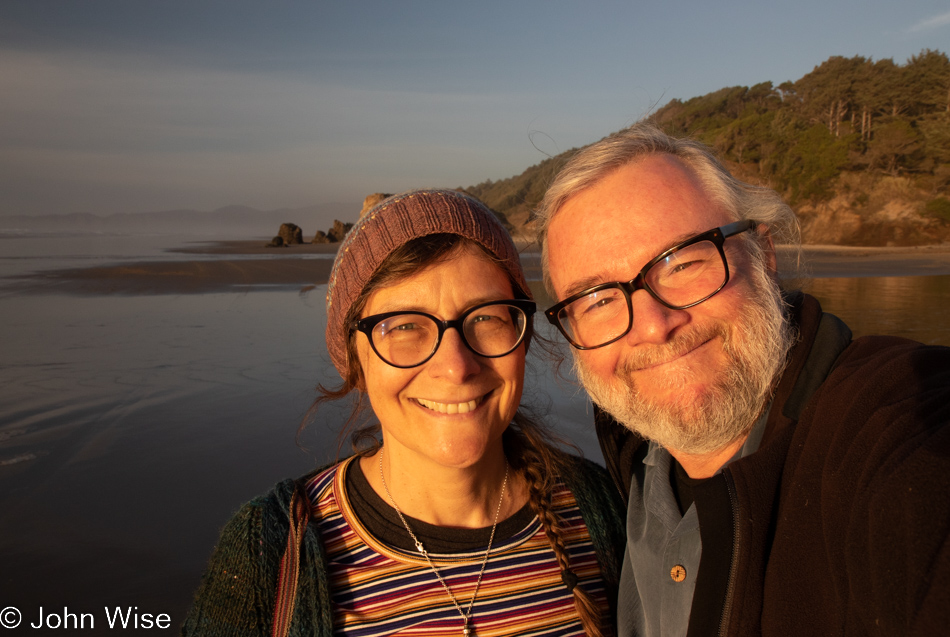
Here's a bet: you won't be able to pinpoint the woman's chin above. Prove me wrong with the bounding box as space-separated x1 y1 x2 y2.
405 437 506 472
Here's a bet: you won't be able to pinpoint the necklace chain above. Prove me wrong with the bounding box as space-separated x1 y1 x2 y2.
378 449 508 637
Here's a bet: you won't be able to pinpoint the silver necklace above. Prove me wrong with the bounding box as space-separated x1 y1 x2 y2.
378 450 508 637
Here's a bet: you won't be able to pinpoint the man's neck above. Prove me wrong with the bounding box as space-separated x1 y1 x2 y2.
668 435 748 479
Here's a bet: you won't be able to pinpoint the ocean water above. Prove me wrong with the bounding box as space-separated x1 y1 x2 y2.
1 234 949 630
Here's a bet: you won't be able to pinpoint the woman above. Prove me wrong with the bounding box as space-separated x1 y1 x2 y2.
183 189 625 636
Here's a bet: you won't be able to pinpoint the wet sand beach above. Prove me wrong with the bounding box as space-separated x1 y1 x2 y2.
15 256 337 295
792 244 950 278
7 240 950 295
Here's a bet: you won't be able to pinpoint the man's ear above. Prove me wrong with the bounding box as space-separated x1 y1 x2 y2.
757 223 778 276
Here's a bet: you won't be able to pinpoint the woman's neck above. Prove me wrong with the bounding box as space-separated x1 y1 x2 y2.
360 446 528 528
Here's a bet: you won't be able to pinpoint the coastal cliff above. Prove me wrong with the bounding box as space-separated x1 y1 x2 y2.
464 50 950 246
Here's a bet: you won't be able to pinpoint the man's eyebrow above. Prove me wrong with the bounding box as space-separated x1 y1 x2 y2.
559 226 715 300
562 275 614 300
657 227 714 255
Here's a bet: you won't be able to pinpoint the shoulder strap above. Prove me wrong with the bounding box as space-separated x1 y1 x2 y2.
272 483 312 637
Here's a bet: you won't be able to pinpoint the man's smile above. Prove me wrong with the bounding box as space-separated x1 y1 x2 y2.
619 324 725 375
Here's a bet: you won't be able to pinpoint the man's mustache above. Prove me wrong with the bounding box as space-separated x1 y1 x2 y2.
616 322 728 375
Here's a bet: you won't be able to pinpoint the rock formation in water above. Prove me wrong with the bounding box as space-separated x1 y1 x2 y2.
327 220 353 243
278 223 304 245
360 193 393 216
265 200 368 246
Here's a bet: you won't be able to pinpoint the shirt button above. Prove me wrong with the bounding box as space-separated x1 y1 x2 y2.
670 565 687 582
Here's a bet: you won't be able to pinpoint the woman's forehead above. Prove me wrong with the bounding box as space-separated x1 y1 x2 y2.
363 247 515 317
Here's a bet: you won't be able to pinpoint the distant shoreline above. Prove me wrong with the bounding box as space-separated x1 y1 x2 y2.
170 240 343 256
786 243 950 278
5 239 950 296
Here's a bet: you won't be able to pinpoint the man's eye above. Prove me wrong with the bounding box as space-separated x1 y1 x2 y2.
664 257 716 279
669 260 700 274
588 297 612 310
580 295 617 315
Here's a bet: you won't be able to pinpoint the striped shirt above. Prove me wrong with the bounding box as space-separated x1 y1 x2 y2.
306 457 609 636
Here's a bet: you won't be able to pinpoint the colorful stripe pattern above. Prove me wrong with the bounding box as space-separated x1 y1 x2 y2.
306 459 608 636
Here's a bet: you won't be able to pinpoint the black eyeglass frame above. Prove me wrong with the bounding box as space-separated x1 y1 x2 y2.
544 219 759 350
351 298 537 369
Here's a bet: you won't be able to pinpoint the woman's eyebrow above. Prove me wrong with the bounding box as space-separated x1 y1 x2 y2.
369 295 513 317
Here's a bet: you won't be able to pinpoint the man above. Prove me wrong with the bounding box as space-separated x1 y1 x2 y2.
537 122 950 635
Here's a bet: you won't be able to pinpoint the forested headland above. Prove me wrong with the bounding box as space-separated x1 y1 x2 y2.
465 50 950 246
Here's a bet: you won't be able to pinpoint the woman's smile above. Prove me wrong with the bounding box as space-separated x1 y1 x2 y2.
414 392 488 414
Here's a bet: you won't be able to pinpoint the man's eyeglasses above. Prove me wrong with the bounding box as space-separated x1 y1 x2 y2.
352 299 536 368
544 219 758 350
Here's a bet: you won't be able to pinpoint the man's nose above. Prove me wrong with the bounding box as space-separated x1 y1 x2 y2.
623 289 690 346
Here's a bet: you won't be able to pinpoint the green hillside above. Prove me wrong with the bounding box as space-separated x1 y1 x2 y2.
464 49 950 246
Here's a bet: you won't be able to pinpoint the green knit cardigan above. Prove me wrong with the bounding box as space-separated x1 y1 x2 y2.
181 456 626 636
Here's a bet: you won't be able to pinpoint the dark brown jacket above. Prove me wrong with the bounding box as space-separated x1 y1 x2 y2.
597 293 950 636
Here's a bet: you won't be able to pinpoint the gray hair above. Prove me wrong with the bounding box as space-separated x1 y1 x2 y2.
536 121 803 292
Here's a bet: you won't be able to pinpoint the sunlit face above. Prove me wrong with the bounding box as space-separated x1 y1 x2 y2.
356 245 526 470
546 155 788 454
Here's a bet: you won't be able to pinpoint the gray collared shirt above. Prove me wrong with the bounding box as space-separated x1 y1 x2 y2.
617 408 770 637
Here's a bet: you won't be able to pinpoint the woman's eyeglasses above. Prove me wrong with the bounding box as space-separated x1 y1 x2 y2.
352 299 536 368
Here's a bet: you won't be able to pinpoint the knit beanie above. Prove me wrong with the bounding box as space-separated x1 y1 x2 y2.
325 189 530 380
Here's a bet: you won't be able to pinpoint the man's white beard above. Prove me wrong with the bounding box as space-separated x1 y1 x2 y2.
575 265 795 456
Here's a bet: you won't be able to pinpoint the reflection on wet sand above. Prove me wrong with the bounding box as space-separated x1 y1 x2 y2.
806 275 950 345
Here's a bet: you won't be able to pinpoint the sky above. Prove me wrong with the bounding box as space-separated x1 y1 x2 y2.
1 0 948 217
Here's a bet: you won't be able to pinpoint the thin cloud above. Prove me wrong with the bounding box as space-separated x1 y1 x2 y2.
906 10 950 33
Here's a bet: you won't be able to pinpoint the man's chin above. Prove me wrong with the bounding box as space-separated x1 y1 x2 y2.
612 392 728 454
625 379 714 414
621 411 749 456
579 365 752 455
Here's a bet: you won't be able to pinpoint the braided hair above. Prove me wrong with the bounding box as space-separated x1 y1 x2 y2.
503 413 609 637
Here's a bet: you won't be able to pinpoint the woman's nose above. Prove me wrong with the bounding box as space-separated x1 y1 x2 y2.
425 327 481 382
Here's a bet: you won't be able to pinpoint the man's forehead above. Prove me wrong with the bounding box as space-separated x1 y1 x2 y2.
545 156 730 297
553 155 721 226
